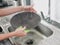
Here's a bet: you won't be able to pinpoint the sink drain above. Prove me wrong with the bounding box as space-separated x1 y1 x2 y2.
25 39 34 45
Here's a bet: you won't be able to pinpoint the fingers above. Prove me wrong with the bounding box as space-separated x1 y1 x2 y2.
16 26 26 31
30 5 37 13
30 8 37 13
14 26 27 37
19 26 26 30
22 5 37 13
27 6 37 13
22 26 26 30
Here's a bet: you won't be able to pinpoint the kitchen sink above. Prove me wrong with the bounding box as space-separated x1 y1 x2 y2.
0 16 53 45
8 27 44 45
34 23 53 37
7 23 53 45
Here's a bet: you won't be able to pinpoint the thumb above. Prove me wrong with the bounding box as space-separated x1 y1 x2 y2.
22 26 26 31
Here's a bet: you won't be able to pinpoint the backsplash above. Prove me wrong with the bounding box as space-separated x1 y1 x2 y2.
33 0 49 17
50 0 60 23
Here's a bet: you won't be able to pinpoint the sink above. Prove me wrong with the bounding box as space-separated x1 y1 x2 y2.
8 27 44 45
7 23 53 45
34 23 53 37
0 18 53 45
8 23 53 37
0 13 53 45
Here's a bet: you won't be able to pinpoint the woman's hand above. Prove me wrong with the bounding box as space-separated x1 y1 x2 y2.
0 26 27 41
14 26 27 37
22 6 36 13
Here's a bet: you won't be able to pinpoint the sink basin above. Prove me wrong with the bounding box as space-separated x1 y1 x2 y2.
34 23 53 37
8 23 53 37
1 22 53 45
7 23 53 45
8 27 44 45
14 29 44 45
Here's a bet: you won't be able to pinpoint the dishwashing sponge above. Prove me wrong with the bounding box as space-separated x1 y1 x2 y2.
18 26 30 33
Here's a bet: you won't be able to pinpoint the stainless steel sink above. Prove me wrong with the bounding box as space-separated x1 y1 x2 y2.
34 23 53 37
13 29 44 45
8 27 44 45
7 23 53 45
0 16 53 45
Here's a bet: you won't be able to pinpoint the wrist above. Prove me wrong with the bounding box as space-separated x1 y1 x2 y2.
12 31 19 36
10 31 16 37
18 6 24 11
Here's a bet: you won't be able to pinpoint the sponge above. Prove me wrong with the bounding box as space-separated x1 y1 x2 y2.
24 29 30 33
17 26 30 33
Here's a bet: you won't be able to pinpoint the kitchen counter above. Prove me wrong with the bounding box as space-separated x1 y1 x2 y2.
38 20 60 45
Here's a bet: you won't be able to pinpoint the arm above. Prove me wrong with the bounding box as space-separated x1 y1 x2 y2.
0 26 26 41
0 6 36 17
0 6 23 17
0 32 15 41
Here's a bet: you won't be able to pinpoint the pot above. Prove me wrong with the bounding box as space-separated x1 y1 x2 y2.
10 12 41 30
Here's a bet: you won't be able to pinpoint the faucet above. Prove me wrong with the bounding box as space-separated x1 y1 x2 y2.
40 11 52 23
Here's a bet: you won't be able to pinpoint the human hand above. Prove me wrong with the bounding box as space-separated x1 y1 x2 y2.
22 6 36 13
14 26 27 37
